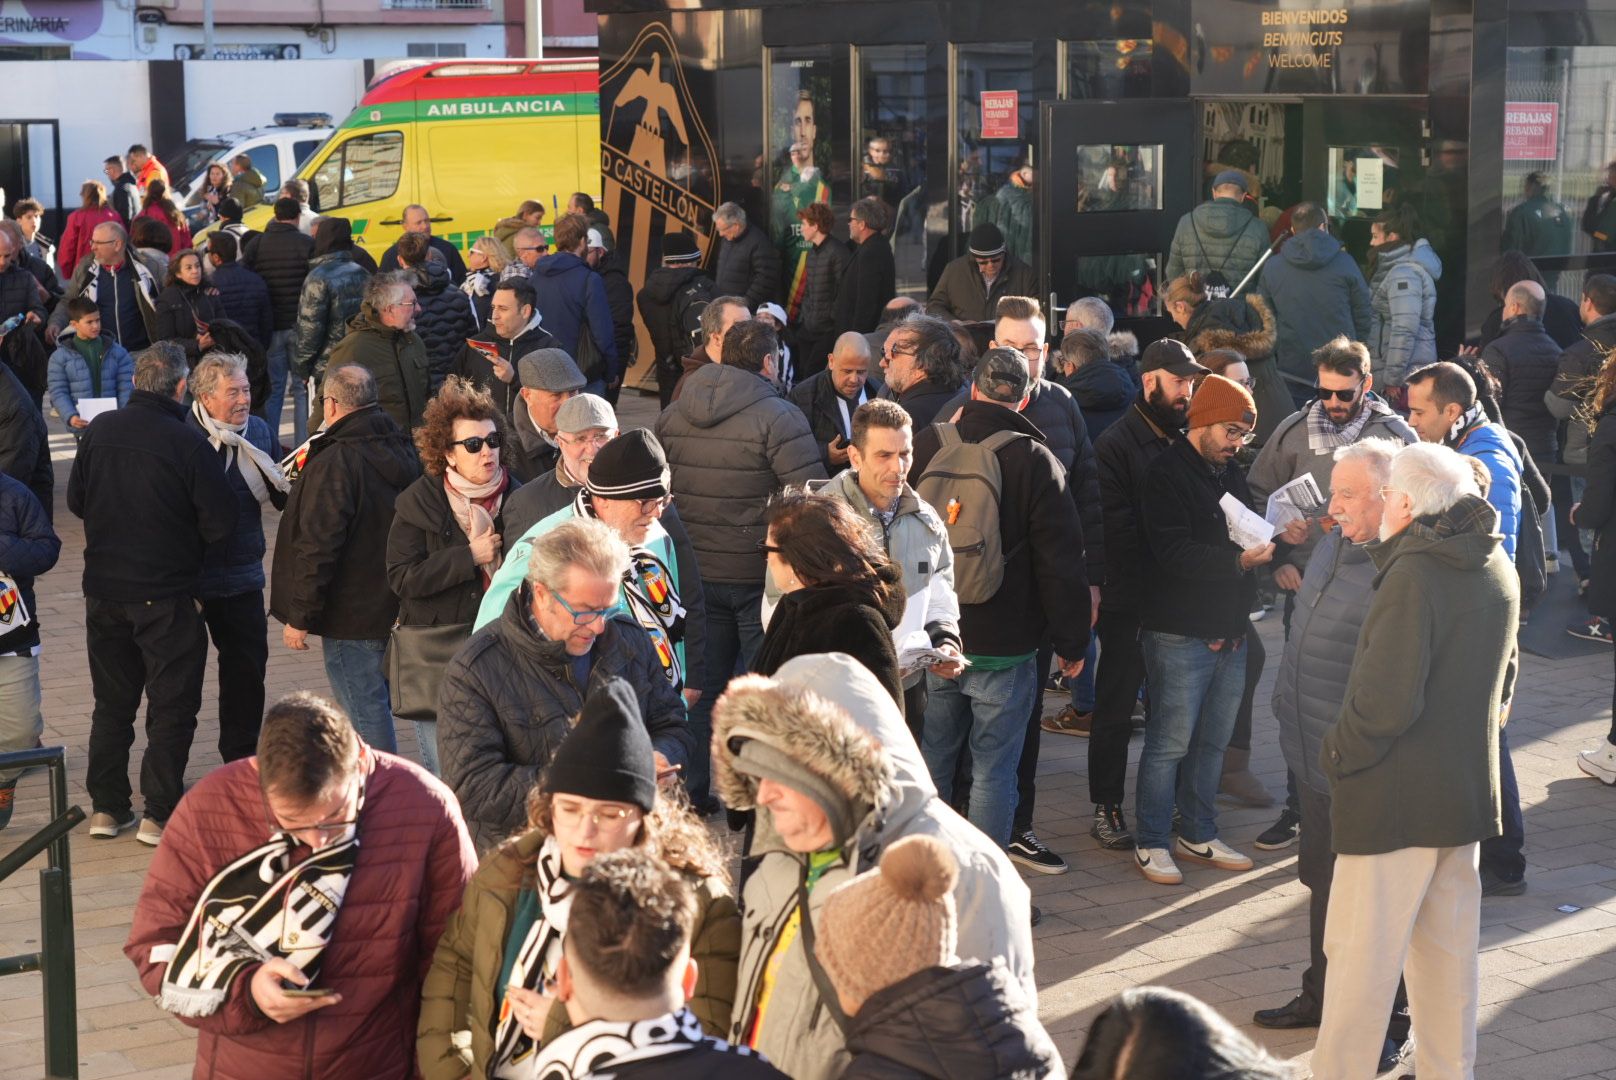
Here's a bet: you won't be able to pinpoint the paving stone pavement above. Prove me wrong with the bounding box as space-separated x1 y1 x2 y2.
4 397 1616 1079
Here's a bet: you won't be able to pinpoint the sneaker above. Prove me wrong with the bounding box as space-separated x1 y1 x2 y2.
1134 845 1183 885
1040 706 1092 737
1175 836 1254 872
1254 807 1302 850
1130 697 1147 732
1578 742 1616 784
1566 616 1614 643
136 817 164 847
1090 804 1133 850
0 782 13 830
88 810 138 838
1009 829 1069 875
1043 670 1066 695
1249 604 1268 622
1480 868 1527 896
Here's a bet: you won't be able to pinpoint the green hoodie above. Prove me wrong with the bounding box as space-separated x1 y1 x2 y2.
69 332 108 397
1322 493 1520 855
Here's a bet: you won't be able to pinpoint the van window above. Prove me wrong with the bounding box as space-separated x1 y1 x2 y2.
246 144 281 200
312 131 405 212
293 139 323 166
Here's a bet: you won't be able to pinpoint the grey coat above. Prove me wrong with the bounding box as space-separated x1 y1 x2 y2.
1246 399 1416 572
1273 528 1376 794
654 363 825 584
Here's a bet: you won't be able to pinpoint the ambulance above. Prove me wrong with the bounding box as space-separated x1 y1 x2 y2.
247 58 599 254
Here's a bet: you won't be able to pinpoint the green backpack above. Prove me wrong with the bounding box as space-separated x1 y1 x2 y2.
915 424 1028 604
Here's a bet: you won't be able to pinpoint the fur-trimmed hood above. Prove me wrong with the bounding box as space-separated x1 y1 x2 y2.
1107 329 1139 361
1184 293 1276 361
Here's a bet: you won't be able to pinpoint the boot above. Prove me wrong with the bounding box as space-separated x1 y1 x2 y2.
1219 747 1276 807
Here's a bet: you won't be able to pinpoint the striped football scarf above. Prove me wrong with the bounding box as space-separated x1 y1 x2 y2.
491 838 573 1078
150 778 364 1018
572 490 687 689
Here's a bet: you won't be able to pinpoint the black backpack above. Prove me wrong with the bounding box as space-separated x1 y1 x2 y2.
673 274 716 356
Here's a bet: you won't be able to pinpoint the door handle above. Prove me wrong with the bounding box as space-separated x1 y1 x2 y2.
430 216 455 223
379 218 403 225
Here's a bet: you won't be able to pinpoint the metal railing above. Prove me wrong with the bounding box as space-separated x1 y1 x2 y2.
0 746 84 1080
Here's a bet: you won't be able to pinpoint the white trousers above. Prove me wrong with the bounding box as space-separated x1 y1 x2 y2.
1312 843 1481 1080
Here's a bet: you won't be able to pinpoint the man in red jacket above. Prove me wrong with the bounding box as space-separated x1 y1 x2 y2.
125 692 477 1079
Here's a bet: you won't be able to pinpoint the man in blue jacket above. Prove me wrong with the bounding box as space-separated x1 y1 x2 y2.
0 471 60 830
1406 360 1528 897
531 213 618 397
1259 203 1371 401
205 232 273 350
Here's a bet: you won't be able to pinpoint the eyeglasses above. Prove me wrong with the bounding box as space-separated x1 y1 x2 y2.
263 778 359 841
1379 486 1406 500
756 541 783 555
548 589 615 626
1316 383 1364 402
1001 342 1044 360
517 245 546 253
89 237 119 246
634 494 673 514
884 341 918 358
552 800 641 830
1222 425 1257 445
558 430 612 449
389 300 419 311
451 432 503 453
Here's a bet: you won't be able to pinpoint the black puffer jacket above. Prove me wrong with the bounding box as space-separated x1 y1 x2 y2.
408 260 475 388
753 567 906 705
0 262 44 324
1482 315 1563 465
292 250 369 381
242 221 314 331
840 962 1061 1080
386 471 520 628
152 282 222 362
800 236 851 335
835 233 895 335
450 311 557 421
209 262 273 349
654 362 826 584
269 404 422 639
1054 357 1135 439
937 379 1104 583
788 370 880 472
714 224 782 309
886 380 961 428
637 265 713 370
435 585 695 851
1094 400 1175 613
0 361 53 520
595 248 637 372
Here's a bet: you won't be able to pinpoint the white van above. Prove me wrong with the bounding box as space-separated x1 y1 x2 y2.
169 114 334 228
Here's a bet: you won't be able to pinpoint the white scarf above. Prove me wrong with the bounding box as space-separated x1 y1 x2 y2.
191 400 290 505
444 466 507 572
492 837 575 1078
530 1008 758 1080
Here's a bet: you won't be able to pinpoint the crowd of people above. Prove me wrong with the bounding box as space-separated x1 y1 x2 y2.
0 147 1609 1080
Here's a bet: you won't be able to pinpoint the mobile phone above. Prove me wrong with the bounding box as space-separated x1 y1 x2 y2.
281 986 336 998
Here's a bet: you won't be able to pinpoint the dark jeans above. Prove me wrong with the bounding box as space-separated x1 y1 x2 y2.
902 679 928 741
85 594 208 823
1296 781 1411 1042
201 590 268 763
1089 607 1145 807
687 581 765 803
1480 725 1526 881
1013 642 1054 834
1227 622 1265 752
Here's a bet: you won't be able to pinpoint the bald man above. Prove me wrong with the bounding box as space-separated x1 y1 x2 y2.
788 330 880 472
1481 276 1562 469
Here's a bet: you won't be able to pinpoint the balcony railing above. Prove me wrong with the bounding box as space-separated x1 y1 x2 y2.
381 0 492 9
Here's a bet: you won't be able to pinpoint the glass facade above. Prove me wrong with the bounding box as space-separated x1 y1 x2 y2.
954 42 1056 267
767 46 850 319
858 43 931 299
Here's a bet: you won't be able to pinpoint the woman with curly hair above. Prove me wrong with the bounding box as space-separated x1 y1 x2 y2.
385 376 520 773
417 677 739 1080
755 489 906 704
461 235 510 328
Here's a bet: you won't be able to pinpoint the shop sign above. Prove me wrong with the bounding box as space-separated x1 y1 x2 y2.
173 44 301 60
1187 0 1428 95
980 91 1019 139
1504 102 1558 161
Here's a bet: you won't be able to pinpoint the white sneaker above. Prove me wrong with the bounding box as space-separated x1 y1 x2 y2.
1135 845 1183 885
1577 742 1616 785
136 818 164 847
1175 835 1255 872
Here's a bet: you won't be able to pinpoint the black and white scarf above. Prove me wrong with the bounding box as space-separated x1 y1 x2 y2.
150 780 363 1018
573 490 687 689
1304 393 1393 454
530 1007 769 1080
492 838 574 1078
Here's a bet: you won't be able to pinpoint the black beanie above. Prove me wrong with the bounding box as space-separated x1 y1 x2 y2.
546 676 658 812
967 223 1006 257
586 429 670 501
661 232 701 262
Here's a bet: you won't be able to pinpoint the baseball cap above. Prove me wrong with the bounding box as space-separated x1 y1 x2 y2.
974 347 1030 403
1212 169 1249 193
1139 339 1210 378
516 348 586 392
586 228 606 251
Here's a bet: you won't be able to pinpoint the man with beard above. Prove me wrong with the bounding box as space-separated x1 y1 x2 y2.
1244 336 1414 848
1085 340 1206 849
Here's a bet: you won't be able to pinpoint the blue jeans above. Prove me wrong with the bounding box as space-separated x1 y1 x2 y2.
264 329 308 449
921 658 1037 847
686 581 765 803
1135 631 1246 849
321 637 396 753
413 719 441 776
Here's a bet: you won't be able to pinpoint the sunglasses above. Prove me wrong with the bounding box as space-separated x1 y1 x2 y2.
1315 383 1363 403
451 432 503 453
